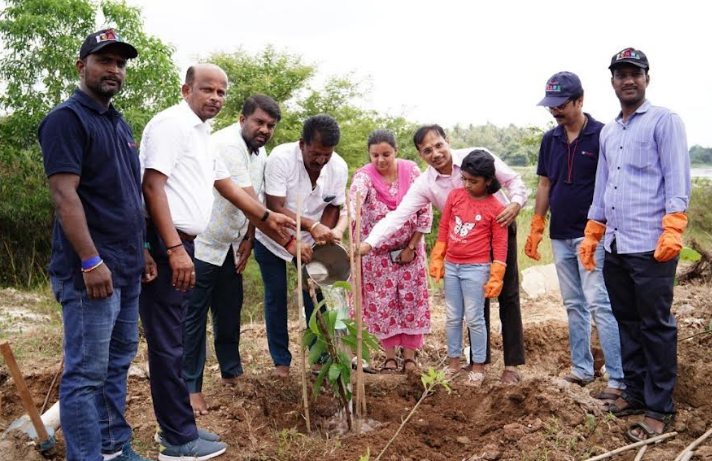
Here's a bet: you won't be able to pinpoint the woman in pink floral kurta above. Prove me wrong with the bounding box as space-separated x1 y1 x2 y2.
350 129 432 372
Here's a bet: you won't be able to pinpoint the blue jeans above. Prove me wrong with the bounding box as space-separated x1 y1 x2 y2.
183 252 244 393
254 240 323 367
51 276 140 461
444 262 490 363
552 238 624 388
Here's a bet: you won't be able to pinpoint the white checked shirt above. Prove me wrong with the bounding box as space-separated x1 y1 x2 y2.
256 141 348 261
195 123 267 266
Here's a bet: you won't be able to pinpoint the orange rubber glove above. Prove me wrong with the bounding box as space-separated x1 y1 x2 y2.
578 220 606 271
429 241 447 283
525 214 546 261
654 212 688 262
484 261 507 298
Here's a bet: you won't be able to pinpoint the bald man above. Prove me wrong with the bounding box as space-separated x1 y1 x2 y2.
139 64 296 460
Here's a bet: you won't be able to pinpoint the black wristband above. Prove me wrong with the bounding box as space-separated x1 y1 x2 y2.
260 210 270 222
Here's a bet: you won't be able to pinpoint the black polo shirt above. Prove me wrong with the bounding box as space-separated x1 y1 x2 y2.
39 89 144 289
536 113 604 239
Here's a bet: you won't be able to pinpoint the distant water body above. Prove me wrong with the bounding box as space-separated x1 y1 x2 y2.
692 167 712 180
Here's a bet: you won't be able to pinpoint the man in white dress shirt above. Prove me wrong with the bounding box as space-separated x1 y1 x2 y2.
254 114 348 378
140 64 294 460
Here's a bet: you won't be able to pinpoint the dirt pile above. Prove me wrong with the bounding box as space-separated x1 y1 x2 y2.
1 283 711 460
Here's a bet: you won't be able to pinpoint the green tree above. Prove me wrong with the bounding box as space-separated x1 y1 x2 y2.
689 145 712 165
0 0 181 287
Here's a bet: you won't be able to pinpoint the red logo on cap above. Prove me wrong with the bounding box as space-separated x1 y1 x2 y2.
96 29 117 43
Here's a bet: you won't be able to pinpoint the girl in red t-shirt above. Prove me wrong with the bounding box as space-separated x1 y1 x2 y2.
429 150 508 387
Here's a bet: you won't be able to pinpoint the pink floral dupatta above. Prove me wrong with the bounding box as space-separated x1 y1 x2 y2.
358 159 417 210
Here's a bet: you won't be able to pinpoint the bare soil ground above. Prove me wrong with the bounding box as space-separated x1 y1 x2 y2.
1 282 712 461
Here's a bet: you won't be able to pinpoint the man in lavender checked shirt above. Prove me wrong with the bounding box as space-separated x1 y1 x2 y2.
578 48 690 442
359 124 527 384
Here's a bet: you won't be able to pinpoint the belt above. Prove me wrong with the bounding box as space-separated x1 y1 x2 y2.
146 218 196 242
177 230 196 242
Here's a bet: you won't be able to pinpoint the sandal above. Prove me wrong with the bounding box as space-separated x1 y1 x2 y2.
380 358 398 374
594 391 623 401
563 375 594 387
464 371 485 387
603 392 645 416
402 358 418 373
443 367 460 378
626 412 674 443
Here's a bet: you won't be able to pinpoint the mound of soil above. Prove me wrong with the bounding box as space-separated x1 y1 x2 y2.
1 283 711 460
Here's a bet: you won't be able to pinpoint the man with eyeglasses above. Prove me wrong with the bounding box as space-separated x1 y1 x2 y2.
359 124 528 384
579 48 690 442
525 72 624 401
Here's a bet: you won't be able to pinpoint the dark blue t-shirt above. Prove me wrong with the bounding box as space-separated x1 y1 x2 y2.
39 89 144 289
536 113 604 239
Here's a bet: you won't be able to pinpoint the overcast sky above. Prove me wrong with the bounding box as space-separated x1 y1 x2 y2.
128 0 710 146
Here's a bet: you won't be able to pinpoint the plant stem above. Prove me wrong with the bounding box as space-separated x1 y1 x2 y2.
374 382 435 461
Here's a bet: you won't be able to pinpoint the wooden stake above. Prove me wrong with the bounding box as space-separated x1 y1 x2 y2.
633 445 647 461
673 426 712 461
0 341 52 444
296 193 311 434
582 431 677 461
346 190 360 433
353 191 366 419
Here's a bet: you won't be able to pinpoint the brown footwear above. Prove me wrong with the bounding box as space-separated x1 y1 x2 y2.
402 358 418 373
380 358 398 374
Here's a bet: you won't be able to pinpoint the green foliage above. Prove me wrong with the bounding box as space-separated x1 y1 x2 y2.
0 145 53 286
0 0 180 288
303 291 380 403
680 247 702 262
686 181 712 248
420 367 452 394
690 144 712 165
0 0 180 148
206 46 420 180
448 122 546 167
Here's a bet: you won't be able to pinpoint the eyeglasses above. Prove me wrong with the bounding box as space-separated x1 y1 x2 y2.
547 99 573 112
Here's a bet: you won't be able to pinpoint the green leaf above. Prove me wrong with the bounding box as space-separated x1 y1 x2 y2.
312 361 331 397
333 280 352 291
328 364 341 381
680 247 702 262
308 308 320 335
327 310 338 332
308 340 327 364
302 330 316 348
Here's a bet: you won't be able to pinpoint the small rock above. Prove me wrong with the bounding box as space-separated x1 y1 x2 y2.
503 423 527 441
456 436 471 445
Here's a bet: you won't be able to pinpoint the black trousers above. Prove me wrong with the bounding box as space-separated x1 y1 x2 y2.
183 250 244 394
603 243 678 415
469 223 526 366
139 224 198 445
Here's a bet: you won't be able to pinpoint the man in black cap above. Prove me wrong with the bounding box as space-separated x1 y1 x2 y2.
39 29 154 461
526 72 624 400
580 48 690 441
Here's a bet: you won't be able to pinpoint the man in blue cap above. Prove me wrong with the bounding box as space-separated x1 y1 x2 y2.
580 48 690 441
525 72 624 401
39 29 155 461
